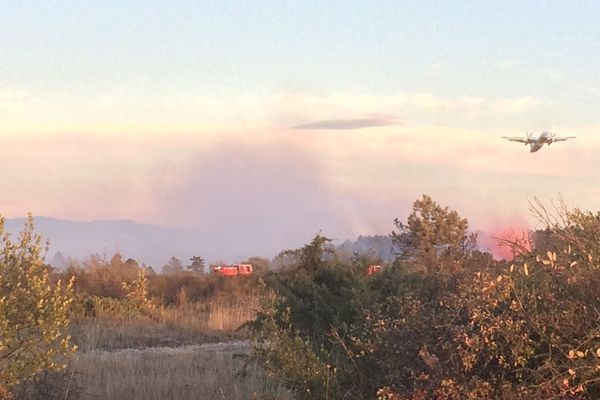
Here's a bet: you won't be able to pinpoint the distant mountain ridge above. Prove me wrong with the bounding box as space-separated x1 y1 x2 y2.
3 217 507 270
4 217 208 269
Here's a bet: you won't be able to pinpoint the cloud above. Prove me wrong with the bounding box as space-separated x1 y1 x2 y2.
0 89 548 136
489 96 541 114
279 93 540 129
410 93 456 112
292 115 401 130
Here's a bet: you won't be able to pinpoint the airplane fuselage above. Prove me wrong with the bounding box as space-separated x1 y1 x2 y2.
529 132 551 152
529 143 544 152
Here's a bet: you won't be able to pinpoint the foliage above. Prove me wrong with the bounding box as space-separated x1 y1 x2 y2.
250 196 600 399
243 256 272 275
264 234 370 340
60 254 139 299
249 234 375 399
121 267 154 311
0 216 76 397
529 196 600 265
60 260 261 308
249 294 337 400
161 256 184 275
392 194 477 271
187 256 206 274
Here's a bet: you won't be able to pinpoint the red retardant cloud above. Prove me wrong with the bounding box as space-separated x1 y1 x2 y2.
478 226 531 260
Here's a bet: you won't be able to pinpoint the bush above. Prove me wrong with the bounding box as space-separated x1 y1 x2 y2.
250 197 600 399
0 216 76 398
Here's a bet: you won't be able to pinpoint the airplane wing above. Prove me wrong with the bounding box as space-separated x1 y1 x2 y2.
552 136 576 142
501 136 532 144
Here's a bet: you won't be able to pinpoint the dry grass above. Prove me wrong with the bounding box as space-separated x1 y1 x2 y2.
74 342 291 400
159 295 261 332
17 342 293 400
72 295 260 351
15 294 288 399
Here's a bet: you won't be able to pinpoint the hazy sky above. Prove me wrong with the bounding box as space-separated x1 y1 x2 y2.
2 1 600 250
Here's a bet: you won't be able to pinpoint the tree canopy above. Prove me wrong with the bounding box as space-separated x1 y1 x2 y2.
392 194 476 270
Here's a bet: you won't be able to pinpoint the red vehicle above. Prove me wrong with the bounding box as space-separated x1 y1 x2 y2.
211 263 253 276
367 265 382 276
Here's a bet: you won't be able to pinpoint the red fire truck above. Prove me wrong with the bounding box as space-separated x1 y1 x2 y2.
367 265 382 276
211 264 253 276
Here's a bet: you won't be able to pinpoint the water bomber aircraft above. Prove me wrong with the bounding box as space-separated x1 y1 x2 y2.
501 131 575 153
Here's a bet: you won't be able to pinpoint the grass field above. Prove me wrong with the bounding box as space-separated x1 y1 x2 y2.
17 341 293 400
70 298 259 352
15 293 293 399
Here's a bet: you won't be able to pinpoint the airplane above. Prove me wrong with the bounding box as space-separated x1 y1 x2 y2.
501 131 575 153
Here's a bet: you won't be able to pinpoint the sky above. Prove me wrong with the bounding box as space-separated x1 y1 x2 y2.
2 1 600 254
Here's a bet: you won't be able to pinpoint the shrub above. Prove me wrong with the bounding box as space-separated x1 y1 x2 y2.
250 197 600 399
0 216 76 397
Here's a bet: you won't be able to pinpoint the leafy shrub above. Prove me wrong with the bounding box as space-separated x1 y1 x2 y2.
0 217 76 398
